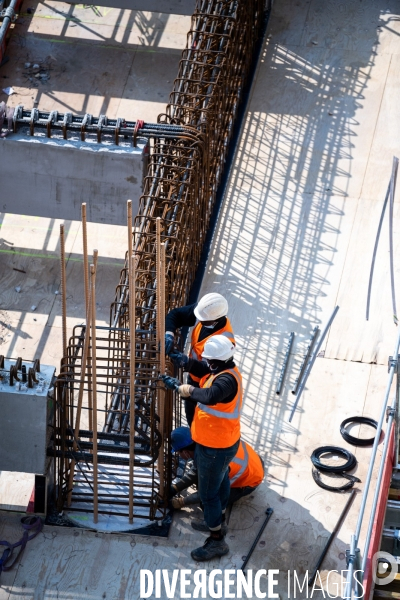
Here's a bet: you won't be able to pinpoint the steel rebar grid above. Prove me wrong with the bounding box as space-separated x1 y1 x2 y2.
53 0 265 524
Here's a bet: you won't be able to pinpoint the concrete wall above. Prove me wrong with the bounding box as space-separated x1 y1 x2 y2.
52 0 195 15
0 130 145 225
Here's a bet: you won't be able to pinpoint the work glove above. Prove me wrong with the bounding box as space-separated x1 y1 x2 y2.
171 496 185 510
178 384 193 398
165 332 175 355
169 351 189 368
161 375 181 390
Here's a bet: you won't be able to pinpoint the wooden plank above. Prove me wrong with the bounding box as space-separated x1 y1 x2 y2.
244 43 390 200
0 472 34 512
301 0 389 52
362 54 400 201
203 188 357 355
325 197 400 364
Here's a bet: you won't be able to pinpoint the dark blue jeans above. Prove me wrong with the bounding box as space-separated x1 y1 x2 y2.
195 439 240 530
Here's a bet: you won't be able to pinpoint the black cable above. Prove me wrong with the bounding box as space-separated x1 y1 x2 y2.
311 446 357 473
312 469 360 493
310 446 360 493
340 416 378 447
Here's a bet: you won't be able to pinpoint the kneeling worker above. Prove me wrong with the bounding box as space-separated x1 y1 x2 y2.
162 335 241 561
170 426 264 510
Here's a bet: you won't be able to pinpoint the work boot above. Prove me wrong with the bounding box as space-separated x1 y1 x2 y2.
191 536 229 561
191 519 228 535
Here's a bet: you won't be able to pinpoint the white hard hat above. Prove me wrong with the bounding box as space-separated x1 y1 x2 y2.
201 335 235 361
193 293 228 321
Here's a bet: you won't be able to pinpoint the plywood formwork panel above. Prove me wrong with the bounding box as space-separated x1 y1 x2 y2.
240 44 390 200
324 197 400 364
362 53 400 201
202 188 357 356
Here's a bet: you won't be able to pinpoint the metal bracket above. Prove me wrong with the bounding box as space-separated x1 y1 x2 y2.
387 406 396 421
388 355 400 374
345 549 355 567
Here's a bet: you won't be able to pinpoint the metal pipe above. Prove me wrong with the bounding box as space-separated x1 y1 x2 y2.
389 156 399 325
240 508 273 572
276 332 294 395
289 306 339 423
291 327 319 395
343 327 400 598
361 393 397 573
308 490 356 587
59 224 67 360
366 182 390 321
90 263 99 523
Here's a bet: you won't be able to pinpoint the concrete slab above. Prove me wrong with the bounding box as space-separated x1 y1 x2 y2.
52 0 196 16
0 129 146 225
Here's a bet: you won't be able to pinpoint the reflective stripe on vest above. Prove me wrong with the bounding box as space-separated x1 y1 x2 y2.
199 368 242 420
230 441 249 484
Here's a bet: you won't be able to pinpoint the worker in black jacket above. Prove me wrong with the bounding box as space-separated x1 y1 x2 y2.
165 292 235 426
162 335 242 562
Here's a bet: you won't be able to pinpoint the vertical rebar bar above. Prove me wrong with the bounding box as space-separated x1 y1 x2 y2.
90 263 98 523
127 200 135 523
60 224 67 359
82 204 93 436
156 218 165 496
389 156 399 325
129 253 136 523
67 284 93 506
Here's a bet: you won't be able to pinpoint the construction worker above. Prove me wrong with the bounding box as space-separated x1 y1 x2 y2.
164 292 235 427
170 427 264 512
162 335 242 562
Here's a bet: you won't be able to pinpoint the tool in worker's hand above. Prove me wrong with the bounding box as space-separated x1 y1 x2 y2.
165 332 175 354
161 374 181 390
240 508 273 572
276 332 294 395
291 326 319 395
308 490 356 586
169 351 189 368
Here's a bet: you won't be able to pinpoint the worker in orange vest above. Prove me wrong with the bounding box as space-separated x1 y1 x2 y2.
169 427 264 513
162 335 241 561
164 292 235 427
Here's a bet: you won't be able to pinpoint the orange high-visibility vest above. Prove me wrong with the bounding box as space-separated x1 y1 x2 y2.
189 318 235 383
229 440 264 488
191 367 242 448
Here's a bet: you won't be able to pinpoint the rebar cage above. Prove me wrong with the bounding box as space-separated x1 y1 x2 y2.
52 0 266 528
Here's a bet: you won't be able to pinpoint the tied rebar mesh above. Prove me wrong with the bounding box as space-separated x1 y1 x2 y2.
53 0 265 524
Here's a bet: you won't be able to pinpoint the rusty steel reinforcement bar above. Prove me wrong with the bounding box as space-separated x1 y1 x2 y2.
54 0 266 524
276 332 294 395
291 327 319 395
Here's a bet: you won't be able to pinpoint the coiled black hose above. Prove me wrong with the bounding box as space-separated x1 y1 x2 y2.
310 446 360 493
340 416 378 447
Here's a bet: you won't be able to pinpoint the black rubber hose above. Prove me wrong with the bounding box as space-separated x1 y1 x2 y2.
310 446 360 493
311 446 357 473
312 469 360 493
340 416 378 447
